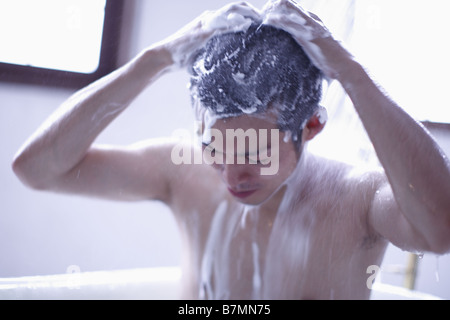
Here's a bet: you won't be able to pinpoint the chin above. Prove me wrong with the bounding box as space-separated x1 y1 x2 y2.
234 190 273 206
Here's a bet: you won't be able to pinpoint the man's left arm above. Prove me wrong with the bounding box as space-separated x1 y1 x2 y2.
264 0 450 254
341 59 450 254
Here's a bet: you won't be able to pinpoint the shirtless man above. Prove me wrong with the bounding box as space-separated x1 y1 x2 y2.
12 1 450 299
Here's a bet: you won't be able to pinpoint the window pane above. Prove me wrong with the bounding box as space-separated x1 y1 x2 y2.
352 0 450 123
0 0 107 74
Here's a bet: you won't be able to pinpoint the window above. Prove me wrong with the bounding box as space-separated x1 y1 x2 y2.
351 0 450 123
0 0 124 88
302 0 450 166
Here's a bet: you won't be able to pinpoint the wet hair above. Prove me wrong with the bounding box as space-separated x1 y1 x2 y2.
189 23 323 142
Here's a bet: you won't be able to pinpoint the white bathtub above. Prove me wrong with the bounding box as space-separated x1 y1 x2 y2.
0 267 441 300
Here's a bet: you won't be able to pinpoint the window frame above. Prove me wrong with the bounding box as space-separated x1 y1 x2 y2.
0 0 124 89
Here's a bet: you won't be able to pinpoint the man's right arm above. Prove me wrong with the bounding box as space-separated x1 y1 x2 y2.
12 2 261 203
12 45 175 202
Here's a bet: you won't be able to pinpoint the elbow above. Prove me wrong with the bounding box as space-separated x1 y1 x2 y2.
431 184 450 254
432 235 450 256
11 152 50 191
12 153 34 189
414 196 450 255
433 205 450 254
427 241 450 256
424 215 450 255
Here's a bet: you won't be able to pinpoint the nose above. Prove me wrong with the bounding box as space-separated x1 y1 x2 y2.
221 163 255 190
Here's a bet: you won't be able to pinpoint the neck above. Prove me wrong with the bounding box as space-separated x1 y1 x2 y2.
259 149 314 215
258 184 288 218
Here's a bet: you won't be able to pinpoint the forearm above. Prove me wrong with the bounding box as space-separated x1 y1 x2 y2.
340 61 450 239
13 45 173 188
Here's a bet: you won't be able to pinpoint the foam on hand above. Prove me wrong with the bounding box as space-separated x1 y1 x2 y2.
259 0 335 78
202 12 254 34
261 0 330 41
170 4 259 69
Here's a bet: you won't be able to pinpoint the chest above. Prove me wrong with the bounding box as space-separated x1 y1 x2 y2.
189 200 371 300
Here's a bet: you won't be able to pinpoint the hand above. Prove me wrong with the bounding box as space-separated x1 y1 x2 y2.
262 0 354 79
159 2 261 69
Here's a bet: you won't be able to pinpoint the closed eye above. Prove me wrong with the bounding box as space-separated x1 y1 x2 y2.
246 147 271 165
202 143 216 156
246 153 260 164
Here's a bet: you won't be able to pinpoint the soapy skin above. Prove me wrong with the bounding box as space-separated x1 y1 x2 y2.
12 0 450 300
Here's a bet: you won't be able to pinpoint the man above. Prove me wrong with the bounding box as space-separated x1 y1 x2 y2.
12 1 450 299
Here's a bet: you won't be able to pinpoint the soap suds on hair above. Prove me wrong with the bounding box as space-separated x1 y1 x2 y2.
189 23 324 143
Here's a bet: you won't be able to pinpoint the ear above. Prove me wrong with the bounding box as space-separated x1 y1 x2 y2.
303 114 326 142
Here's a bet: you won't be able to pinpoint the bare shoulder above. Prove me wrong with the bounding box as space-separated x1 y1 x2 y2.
307 154 385 192
342 161 391 246
344 161 387 192
306 154 388 244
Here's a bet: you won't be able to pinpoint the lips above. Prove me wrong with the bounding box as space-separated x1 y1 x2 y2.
228 188 257 199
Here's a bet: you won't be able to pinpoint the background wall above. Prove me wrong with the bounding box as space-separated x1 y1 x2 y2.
1 0 449 299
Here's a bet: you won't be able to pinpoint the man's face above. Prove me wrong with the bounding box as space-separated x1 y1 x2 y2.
201 114 301 205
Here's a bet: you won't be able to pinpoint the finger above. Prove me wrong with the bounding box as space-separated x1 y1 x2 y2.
307 11 325 25
227 2 261 20
286 0 318 22
271 0 327 30
262 0 287 14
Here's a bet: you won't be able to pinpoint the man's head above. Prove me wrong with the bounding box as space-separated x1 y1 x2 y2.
189 23 324 143
188 23 325 205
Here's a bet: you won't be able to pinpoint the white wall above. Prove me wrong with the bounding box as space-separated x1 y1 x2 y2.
1 0 449 299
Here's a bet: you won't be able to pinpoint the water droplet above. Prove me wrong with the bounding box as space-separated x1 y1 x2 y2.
435 256 440 283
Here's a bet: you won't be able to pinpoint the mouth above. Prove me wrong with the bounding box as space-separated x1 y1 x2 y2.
228 188 257 199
